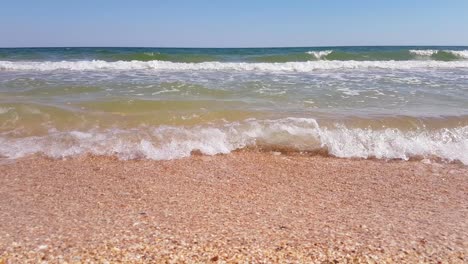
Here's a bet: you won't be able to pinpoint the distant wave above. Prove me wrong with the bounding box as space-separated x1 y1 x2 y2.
304 49 468 61
245 51 333 62
2 60 468 72
1 118 467 164
409 49 439 56
410 49 468 58
306 50 334 59
99 52 220 62
450 50 468 58
2 48 468 63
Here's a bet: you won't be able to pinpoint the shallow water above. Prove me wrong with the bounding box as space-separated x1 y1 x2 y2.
0 47 467 163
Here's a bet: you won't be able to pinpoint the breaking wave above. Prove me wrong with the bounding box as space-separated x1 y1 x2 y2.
253 49 468 62
1 118 466 164
410 49 439 56
2 60 468 72
410 49 468 59
306 50 334 59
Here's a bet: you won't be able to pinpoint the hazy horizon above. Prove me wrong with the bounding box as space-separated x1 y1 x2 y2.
2 45 468 49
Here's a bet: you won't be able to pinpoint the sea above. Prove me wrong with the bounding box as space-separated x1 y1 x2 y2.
0 46 467 164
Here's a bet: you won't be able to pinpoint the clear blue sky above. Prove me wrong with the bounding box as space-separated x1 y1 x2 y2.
1 0 467 47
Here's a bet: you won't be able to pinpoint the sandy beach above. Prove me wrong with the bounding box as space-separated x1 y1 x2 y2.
2 0 468 262
0 152 466 263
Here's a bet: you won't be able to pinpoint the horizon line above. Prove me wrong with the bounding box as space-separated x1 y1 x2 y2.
1 44 468 49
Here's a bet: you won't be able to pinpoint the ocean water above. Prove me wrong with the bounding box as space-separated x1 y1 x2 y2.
0 46 467 163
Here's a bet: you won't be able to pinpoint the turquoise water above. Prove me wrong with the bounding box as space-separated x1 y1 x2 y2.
1 46 468 62
0 47 467 163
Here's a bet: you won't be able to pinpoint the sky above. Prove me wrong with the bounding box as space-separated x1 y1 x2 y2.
1 0 468 47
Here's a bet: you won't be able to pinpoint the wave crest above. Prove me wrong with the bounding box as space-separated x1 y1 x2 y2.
2 60 468 72
306 50 333 59
410 49 468 58
1 118 466 164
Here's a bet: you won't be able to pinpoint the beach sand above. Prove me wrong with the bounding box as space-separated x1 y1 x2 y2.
0 151 466 263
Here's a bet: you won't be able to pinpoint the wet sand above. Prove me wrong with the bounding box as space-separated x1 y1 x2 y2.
0 151 467 263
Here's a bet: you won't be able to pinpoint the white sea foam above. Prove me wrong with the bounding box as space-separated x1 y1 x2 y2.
1 60 468 72
0 107 13 114
449 50 468 58
410 49 468 58
0 118 466 164
409 49 439 56
306 50 333 59
337 87 361 96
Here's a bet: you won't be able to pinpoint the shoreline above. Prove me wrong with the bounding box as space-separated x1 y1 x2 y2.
1 151 467 263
